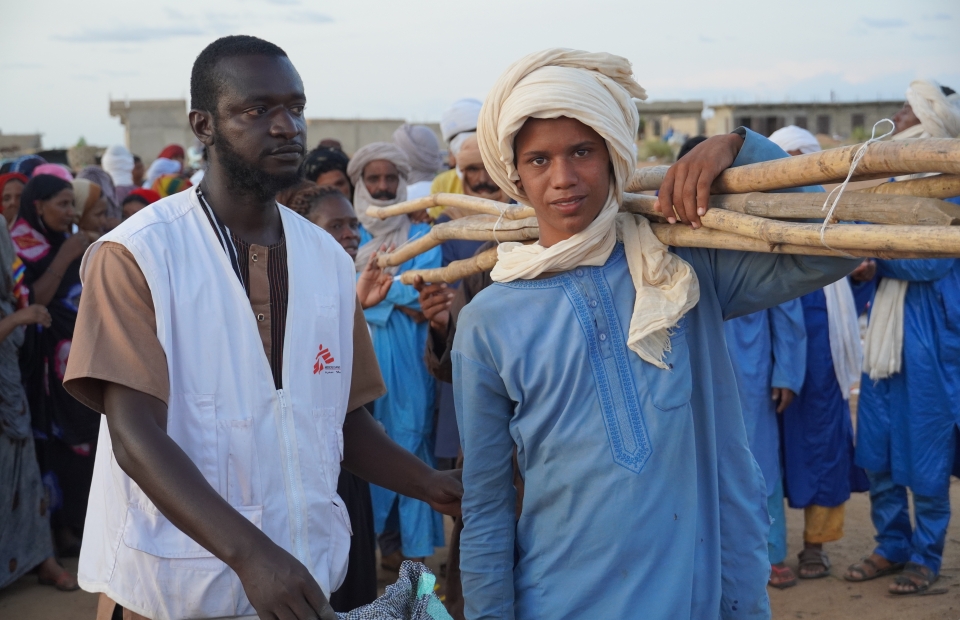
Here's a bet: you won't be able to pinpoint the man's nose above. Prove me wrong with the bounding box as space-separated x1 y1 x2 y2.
550 157 578 188
270 108 302 140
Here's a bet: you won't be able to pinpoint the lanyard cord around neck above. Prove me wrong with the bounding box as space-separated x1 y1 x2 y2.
196 187 244 286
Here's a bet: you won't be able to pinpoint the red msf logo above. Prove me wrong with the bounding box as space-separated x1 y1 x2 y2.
314 345 335 374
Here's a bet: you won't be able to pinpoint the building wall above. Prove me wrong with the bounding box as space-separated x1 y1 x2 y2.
110 100 195 165
0 131 43 158
705 101 903 138
636 101 704 141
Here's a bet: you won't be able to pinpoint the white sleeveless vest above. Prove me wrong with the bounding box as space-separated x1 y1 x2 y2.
77 188 357 619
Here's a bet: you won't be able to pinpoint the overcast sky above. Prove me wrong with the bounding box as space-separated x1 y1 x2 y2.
2 0 958 148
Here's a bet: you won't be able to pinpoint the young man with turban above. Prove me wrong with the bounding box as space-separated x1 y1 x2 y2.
452 49 858 619
348 142 446 568
844 80 960 595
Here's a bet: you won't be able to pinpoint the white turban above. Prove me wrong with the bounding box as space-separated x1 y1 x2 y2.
347 142 412 271
101 144 135 187
449 131 475 159
393 124 442 184
768 125 822 154
143 157 181 188
440 98 483 143
902 79 960 139
477 48 700 368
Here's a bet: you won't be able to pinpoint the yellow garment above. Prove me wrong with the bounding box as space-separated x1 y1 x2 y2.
476 48 700 369
803 504 845 544
428 169 462 219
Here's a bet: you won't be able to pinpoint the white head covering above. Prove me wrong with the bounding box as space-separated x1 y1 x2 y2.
440 98 483 143
143 157 182 188
347 142 412 271
899 79 960 139
768 125 822 154
449 131 476 159
70 178 102 219
477 48 700 368
101 145 135 187
393 124 442 185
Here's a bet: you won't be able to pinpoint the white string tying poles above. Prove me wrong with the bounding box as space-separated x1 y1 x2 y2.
818 119 896 252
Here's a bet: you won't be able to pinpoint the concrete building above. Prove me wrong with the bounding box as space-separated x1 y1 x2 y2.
0 130 43 159
109 98 444 163
636 100 704 141
704 100 904 138
110 99 195 164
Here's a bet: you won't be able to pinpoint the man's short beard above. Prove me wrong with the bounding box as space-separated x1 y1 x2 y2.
212 126 302 202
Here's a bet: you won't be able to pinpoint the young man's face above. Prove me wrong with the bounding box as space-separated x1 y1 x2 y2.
361 160 400 200
514 116 611 247
208 55 307 200
308 195 361 259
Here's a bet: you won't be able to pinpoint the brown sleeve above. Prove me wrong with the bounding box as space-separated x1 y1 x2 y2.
347 297 387 412
64 242 170 414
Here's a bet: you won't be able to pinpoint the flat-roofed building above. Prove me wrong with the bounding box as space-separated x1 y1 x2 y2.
0 130 43 159
704 101 904 138
636 100 704 140
110 99 195 164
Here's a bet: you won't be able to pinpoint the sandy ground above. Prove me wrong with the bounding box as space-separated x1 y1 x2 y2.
4 484 960 620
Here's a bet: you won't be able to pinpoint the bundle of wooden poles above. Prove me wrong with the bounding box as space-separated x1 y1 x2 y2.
367 138 960 285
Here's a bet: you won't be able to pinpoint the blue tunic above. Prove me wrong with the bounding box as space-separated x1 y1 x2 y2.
361 223 446 557
781 285 870 508
855 258 960 497
452 131 858 620
724 300 806 497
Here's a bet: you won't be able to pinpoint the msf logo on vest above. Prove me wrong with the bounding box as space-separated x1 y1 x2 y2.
314 345 340 375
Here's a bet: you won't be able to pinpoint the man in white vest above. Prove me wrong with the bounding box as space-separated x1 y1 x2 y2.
63 35 462 620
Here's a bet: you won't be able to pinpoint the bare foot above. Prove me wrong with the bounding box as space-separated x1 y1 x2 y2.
37 557 79 591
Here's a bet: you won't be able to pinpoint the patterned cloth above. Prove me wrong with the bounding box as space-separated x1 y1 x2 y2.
337 562 451 620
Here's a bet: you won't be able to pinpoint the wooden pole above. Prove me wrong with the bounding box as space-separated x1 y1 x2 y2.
621 192 960 226
855 174 960 200
365 193 535 220
377 216 539 267
398 247 499 284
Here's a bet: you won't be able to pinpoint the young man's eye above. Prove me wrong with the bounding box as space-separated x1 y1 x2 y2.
531 157 546 166
575 149 589 157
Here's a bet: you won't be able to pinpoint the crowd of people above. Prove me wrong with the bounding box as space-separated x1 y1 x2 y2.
0 33 959 620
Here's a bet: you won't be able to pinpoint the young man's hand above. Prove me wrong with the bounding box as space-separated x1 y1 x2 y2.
233 539 337 620
654 133 745 229
420 468 463 517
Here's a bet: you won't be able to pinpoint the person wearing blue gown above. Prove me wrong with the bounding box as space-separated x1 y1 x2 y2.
349 143 446 563
724 300 806 588
765 127 874 582
843 80 960 595
452 50 858 620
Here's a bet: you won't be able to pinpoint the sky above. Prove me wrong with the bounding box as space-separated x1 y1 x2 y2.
1 0 958 149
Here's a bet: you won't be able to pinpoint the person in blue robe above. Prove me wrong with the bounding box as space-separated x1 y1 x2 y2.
844 256 960 594
780 277 873 580
724 300 806 588
454 118 858 619
361 223 446 561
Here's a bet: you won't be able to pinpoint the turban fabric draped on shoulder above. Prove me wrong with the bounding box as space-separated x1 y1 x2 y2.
347 142 411 271
477 48 700 368
393 124 442 185
768 125 822 154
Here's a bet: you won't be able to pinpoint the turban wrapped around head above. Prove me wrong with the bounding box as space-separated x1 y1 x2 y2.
901 79 960 139
347 142 412 271
440 98 483 143
393 124 442 184
477 48 699 368
102 144 135 186
31 163 73 181
143 157 182 188
158 144 185 160
70 179 102 218
768 125 822 154
77 165 119 220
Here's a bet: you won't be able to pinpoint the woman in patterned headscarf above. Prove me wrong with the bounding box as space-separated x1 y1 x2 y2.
11 175 100 557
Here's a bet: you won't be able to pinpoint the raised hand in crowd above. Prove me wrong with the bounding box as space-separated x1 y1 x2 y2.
412 275 455 336
356 244 394 309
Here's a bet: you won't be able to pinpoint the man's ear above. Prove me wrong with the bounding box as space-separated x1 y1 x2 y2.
190 110 215 147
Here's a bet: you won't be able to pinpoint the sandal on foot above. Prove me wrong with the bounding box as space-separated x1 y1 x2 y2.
844 556 904 582
798 547 831 579
889 562 938 596
768 564 798 589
